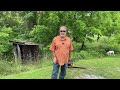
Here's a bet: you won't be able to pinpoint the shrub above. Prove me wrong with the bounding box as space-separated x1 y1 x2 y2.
72 41 82 52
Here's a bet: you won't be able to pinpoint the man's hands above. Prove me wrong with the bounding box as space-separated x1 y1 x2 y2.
53 57 57 64
52 51 57 64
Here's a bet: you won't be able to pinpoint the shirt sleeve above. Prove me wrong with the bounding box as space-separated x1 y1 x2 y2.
49 38 55 52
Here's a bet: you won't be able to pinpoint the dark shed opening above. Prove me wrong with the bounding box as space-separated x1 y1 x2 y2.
10 40 39 64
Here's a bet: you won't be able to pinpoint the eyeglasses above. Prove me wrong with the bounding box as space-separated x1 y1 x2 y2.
60 31 66 32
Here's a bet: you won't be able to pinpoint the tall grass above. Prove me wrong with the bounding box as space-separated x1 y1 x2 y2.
0 51 53 76
1 55 120 79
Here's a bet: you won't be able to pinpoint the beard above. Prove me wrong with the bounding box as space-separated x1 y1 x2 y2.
60 34 66 38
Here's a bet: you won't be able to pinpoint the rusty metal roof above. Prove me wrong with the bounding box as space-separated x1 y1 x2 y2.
9 40 39 45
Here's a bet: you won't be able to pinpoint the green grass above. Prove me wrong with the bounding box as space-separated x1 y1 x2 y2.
1 55 120 79
0 66 52 79
66 55 120 79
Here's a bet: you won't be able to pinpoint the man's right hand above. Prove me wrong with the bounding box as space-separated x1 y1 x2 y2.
53 57 57 64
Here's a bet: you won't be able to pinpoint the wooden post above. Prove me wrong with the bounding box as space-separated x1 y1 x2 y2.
17 44 21 62
13 44 17 63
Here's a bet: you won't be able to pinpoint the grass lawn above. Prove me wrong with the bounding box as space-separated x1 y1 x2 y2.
66 55 120 79
0 55 120 79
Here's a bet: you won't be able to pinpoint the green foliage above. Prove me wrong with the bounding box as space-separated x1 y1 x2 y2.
114 34 120 44
85 36 120 54
73 20 86 42
46 12 60 26
72 51 89 59
72 41 81 52
0 26 13 55
72 50 104 60
1 11 120 63
29 25 52 45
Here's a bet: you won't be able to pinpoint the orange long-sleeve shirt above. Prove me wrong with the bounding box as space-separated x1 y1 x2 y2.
49 35 73 66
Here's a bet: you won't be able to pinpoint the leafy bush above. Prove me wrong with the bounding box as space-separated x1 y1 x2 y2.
72 41 82 52
84 36 120 55
72 50 104 60
0 26 13 54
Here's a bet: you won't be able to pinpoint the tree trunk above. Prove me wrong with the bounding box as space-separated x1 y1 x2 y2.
80 41 85 50
97 34 100 42
28 11 37 30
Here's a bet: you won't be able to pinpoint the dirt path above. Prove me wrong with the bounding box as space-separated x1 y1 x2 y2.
73 74 105 79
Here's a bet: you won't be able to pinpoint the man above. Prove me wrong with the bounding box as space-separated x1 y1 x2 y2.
49 26 73 79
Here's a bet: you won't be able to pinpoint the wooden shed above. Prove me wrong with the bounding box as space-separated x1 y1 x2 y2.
10 40 39 64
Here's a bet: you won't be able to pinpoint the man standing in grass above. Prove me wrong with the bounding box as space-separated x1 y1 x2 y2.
49 26 73 79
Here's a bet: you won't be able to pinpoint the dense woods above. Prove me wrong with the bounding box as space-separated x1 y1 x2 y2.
0 11 120 60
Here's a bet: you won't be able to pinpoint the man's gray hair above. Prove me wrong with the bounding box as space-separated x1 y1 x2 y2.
59 26 67 31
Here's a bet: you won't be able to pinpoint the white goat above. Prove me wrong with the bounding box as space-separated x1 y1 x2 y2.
107 51 115 56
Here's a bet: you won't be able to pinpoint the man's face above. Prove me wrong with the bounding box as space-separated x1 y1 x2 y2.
59 27 67 38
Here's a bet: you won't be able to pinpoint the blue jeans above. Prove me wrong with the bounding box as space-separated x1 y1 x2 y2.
51 63 68 79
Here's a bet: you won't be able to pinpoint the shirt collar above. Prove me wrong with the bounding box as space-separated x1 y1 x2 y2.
59 35 67 41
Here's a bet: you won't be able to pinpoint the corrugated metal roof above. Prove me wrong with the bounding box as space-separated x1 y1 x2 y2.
9 40 39 45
